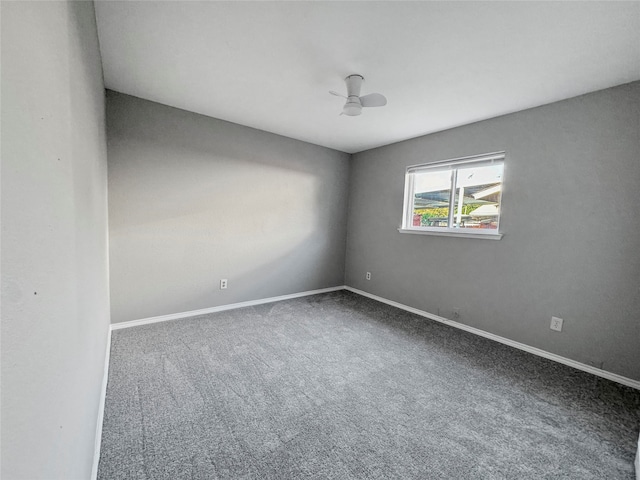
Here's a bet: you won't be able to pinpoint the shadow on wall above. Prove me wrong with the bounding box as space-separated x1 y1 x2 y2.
114 229 335 323
107 92 350 323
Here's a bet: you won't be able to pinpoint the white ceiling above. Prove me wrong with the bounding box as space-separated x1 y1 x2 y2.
95 1 640 154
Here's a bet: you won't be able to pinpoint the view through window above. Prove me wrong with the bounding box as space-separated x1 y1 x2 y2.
402 152 504 235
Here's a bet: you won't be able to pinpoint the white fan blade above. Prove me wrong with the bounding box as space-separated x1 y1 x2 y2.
329 90 347 99
360 93 387 107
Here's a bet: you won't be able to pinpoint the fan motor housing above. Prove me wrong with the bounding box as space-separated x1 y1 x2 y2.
345 74 364 97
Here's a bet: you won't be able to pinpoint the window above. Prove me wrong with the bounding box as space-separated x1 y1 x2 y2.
400 152 505 239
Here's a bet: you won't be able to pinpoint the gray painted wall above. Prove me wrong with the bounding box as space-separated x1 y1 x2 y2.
345 82 640 381
107 92 350 323
1 2 110 479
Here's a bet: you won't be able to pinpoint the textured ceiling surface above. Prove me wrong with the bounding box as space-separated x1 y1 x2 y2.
95 1 640 153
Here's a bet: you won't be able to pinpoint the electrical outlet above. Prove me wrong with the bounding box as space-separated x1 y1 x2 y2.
452 308 460 320
365 272 371 280
220 279 228 290
550 316 563 332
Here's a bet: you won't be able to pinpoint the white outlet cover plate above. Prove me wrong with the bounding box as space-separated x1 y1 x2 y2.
550 316 563 331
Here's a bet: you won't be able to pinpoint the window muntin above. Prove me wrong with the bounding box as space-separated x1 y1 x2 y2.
403 152 504 236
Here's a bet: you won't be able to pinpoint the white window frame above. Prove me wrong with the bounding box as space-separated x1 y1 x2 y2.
399 151 505 240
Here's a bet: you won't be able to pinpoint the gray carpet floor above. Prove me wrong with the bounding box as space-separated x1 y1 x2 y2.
98 291 640 479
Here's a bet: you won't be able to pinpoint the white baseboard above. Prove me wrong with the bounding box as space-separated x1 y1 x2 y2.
345 286 640 391
110 284 639 389
91 326 112 480
635 433 640 480
111 285 346 330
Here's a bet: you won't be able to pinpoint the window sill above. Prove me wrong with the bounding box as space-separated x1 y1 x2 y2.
398 228 503 240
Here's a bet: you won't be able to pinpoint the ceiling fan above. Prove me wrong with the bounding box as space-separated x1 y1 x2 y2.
330 74 387 116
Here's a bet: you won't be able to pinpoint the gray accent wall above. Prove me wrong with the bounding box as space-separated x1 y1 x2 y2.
107 92 350 323
1 1 110 478
345 82 640 381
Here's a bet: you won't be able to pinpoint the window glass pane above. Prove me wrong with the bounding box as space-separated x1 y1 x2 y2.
412 170 452 228
452 164 503 230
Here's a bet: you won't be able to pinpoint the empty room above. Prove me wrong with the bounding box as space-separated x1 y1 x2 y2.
2 1 640 479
